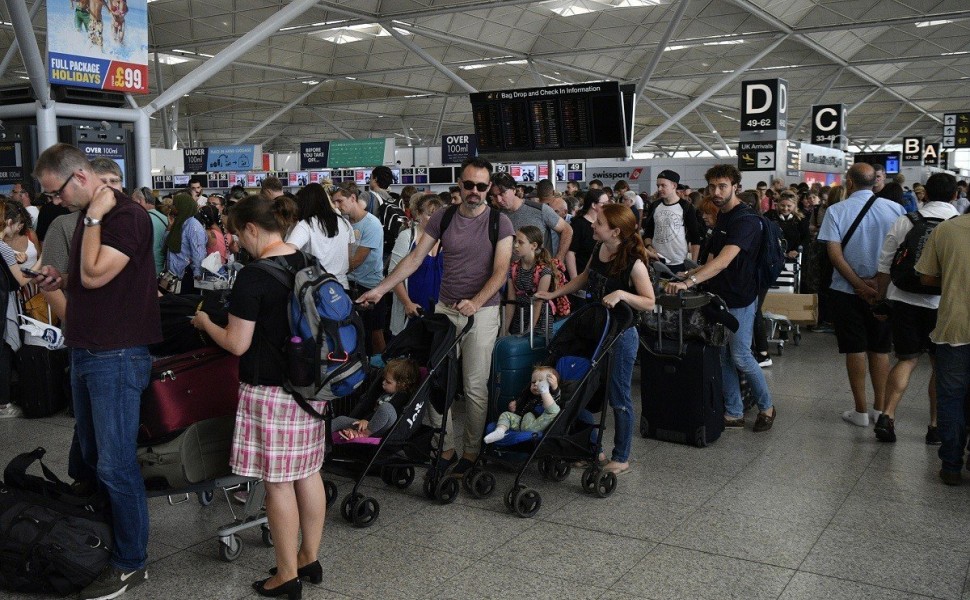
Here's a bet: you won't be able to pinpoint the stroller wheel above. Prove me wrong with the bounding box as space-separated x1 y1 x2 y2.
350 496 380 528
340 492 363 522
537 456 554 479
197 490 214 506
594 471 618 498
550 460 571 482
435 476 460 505
466 470 496 499
382 466 414 489
512 488 542 518
504 485 524 512
422 475 438 500
581 467 598 493
324 480 338 509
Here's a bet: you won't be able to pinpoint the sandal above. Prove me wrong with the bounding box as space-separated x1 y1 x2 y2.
603 461 630 476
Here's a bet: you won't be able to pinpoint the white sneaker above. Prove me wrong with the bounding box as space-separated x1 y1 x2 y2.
758 356 773 368
0 404 23 419
842 409 869 427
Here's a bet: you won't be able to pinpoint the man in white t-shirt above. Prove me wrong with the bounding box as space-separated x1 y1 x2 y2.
873 173 959 445
643 169 701 273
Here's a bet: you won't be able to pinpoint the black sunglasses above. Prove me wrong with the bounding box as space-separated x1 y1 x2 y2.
461 180 490 192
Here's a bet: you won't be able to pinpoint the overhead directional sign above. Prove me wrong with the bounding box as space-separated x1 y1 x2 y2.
738 141 777 171
810 104 846 147
740 79 788 132
942 112 970 149
924 142 941 167
902 137 923 163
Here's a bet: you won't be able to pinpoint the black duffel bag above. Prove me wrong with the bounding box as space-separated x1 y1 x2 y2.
0 448 112 595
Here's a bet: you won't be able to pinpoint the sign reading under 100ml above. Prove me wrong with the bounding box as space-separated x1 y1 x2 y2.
47 0 149 94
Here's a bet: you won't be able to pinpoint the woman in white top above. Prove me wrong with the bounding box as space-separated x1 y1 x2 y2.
286 183 353 288
388 193 444 335
3 201 40 268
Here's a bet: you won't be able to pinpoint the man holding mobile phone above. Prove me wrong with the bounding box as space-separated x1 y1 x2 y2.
33 143 161 600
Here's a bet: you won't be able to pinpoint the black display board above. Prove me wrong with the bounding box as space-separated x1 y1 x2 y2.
470 82 627 160
853 152 900 174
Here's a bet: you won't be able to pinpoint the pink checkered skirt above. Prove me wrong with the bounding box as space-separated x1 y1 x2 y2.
230 383 327 483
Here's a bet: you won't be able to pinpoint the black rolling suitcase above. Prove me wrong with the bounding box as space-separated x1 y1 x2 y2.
638 292 724 447
15 345 70 418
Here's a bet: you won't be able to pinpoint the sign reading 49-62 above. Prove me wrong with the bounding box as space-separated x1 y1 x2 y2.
47 0 149 94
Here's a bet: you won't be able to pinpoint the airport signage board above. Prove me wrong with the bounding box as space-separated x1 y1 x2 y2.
902 137 923 164
942 113 970 149
300 142 330 170
47 0 149 93
923 143 941 167
810 104 846 147
740 79 788 132
738 141 777 171
441 135 478 164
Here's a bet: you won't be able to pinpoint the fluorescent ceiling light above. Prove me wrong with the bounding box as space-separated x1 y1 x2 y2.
152 52 192 65
665 38 744 51
916 19 953 27
315 24 393 43
280 20 347 32
458 59 527 70
941 51 968 56
304 80 320 85
550 4 596 16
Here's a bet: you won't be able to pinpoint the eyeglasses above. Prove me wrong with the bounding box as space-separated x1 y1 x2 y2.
461 180 490 192
43 173 75 200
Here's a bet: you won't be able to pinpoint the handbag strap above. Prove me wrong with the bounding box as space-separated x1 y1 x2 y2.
841 194 878 249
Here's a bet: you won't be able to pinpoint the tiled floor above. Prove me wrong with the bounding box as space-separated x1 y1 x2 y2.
2 329 967 600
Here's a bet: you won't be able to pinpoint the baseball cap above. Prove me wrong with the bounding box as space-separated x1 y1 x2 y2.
656 169 680 184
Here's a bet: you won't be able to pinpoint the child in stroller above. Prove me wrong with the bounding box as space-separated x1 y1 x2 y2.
483 366 561 444
331 358 420 440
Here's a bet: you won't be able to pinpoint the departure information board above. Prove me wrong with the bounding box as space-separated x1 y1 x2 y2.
470 81 628 160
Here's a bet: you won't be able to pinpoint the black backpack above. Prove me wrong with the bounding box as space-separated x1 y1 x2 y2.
0 448 112 595
377 201 407 270
742 212 786 290
890 212 947 295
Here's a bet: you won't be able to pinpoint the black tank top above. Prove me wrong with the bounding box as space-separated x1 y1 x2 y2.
586 243 638 302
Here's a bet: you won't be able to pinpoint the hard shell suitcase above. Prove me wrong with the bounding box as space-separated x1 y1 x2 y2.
139 347 240 443
639 292 724 447
490 303 553 413
137 416 235 491
14 346 69 418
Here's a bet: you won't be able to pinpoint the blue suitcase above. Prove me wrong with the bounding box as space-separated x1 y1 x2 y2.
489 302 559 415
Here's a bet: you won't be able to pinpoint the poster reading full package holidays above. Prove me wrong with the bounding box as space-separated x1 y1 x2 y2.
47 0 149 94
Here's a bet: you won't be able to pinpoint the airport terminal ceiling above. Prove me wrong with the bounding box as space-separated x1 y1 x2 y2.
1 0 968 156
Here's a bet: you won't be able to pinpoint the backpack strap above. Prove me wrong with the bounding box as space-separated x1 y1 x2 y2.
905 211 922 226
438 204 501 257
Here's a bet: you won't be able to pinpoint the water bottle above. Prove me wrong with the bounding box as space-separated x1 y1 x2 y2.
286 336 316 387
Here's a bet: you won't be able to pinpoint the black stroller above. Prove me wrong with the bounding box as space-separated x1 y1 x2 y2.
461 302 636 518
327 312 472 527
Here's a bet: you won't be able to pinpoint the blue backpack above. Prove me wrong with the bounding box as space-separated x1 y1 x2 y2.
744 213 786 290
253 254 368 418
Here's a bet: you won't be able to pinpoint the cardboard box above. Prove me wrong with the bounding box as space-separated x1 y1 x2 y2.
762 293 818 325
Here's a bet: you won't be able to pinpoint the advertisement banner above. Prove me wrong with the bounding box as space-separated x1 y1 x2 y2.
47 0 149 94
300 142 330 170
80 142 126 180
206 145 257 172
441 135 477 164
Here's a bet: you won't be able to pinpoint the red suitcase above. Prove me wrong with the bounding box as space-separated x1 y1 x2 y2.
139 347 240 443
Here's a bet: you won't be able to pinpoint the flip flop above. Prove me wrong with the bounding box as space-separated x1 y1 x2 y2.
603 463 631 476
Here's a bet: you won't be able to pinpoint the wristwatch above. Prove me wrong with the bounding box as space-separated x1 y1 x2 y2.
83 216 102 227
688 274 699 287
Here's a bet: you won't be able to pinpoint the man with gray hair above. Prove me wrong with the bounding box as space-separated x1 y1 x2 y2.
31 143 160 600
89 157 124 192
818 162 906 428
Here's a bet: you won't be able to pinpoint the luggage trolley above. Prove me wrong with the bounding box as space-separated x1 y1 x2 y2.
763 252 803 355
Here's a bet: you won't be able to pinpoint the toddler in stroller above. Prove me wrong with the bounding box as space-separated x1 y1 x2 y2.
331 358 420 440
483 366 561 444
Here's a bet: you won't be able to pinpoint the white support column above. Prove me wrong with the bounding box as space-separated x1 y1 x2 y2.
35 100 58 152
0 0 42 78
233 82 324 144
5 0 49 106
144 0 320 116
634 35 789 151
134 109 152 188
432 97 448 143
386 27 477 94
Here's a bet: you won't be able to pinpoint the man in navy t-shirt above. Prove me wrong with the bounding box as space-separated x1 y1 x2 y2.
665 164 775 432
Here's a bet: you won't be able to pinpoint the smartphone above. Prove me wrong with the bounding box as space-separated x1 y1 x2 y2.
20 267 44 278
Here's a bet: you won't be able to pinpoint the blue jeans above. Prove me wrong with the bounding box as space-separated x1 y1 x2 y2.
71 346 152 571
722 300 772 419
608 327 638 463
935 344 970 474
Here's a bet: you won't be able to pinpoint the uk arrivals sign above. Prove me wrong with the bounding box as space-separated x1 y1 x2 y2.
47 0 149 94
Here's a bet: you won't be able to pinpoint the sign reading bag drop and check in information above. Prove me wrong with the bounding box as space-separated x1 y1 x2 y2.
47 0 149 94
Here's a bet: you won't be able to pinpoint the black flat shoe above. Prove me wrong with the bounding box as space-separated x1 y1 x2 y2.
253 577 302 599
269 560 323 584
